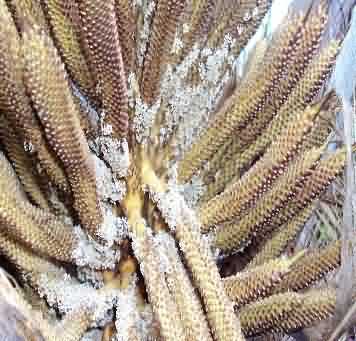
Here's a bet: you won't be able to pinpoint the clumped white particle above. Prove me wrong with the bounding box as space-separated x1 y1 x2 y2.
37 267 119 327
72 225 119 270
97 137 130 177
94 155 126 202
137 1 156 67
133 96 161 143
99 205 129 247
171 31 184 54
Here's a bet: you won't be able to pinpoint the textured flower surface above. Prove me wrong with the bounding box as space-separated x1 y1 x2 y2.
0 0 354 340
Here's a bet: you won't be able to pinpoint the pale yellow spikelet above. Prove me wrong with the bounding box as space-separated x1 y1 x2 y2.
156 232 213 341
214 147 323 252
132 231 187 341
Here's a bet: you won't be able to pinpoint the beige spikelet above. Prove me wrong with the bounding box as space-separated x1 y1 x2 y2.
22 25 102 239
156 232 213 341
132 231 187 341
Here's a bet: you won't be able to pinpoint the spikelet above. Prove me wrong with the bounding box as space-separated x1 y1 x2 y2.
0 229 56 280
219 40 340 179
239 289 336 336
156 232 213 341
141 0 186 104
0 116 49 209
208 0 272 55
239 291 302 336
223 257 295 308
274 240 341 293
232 3 328 154
177 12 308 183
22 25 102 239
215 146 323 252
141 161 245 340
277 288 336 333
265 147 348 232
42 0 97 102
247 204 315 268
114 0 136 74
180 0 215 56
0 187 75 264
76 0 129 137
0 0 70 193
132 231 187 341
200 100 326 229
6 0 48 31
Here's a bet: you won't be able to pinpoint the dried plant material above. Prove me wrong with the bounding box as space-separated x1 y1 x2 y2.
114 0 136 74
140 0 186 104
274 240 341 293
0 116 49 209
200 99 329 229
77 0 129 137
215 146 323 252
247 204 315 268
155 232 213 341
240 288 336 336
0 0 69 193
224 257 296 308
22 25 102 239
42 0 97 102
132 231 186 341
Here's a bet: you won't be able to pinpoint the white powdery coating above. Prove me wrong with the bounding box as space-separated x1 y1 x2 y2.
159 38 235 156
132 95 161 143
80 329 103 341
179 174 206 208
149 186 185 231
114 278 154 341
99 205 129 247
137 0 156 68
93 154 126 202
171 31 184 54
72 225 119 270
96 136 130 178
37 267 119 327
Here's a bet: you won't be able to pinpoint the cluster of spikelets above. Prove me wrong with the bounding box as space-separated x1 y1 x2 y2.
0 0 353 340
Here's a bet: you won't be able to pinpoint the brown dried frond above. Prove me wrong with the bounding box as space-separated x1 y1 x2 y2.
247 203 315 268
22 25 102 239
0 165 75 262
240 288 336 336
223 257 295 308
41 0 97 102
274 240 341 293
141 0 187 104
76 0 129 137
114 0 136 74
0 116 49 209
200 99 327 229
214 146 323 253
0 0 70 194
